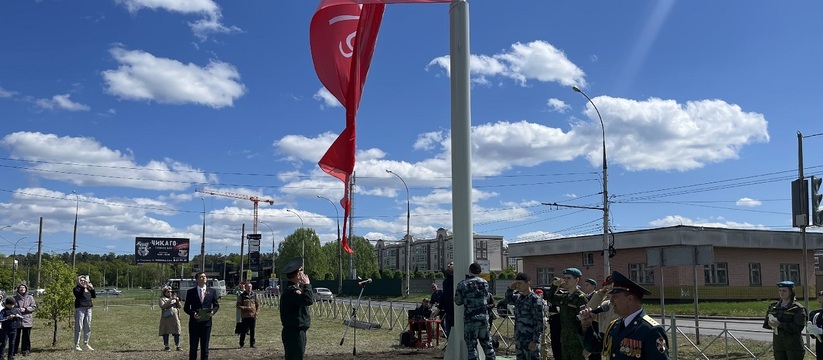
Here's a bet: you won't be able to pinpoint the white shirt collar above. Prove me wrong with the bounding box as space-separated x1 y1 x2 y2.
623 308 643 327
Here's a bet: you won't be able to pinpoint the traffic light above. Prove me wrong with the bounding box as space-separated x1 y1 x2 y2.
812 176 823 226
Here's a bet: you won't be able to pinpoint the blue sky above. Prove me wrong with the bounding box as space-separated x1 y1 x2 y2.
1 0 821 257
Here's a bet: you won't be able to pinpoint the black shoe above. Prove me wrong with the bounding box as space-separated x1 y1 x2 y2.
164 346 170 351
239 343 244 348
21 352 28 357
250 344 255 348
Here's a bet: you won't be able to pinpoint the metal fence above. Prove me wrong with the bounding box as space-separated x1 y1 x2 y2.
256 293 820 359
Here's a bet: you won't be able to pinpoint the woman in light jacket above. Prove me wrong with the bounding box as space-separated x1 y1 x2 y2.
158 286 182 351
13 284 36 356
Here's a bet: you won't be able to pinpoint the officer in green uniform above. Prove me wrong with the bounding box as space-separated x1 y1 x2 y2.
579 271 669 360
763 281 806 360
279 257 314 360
544 268 588 360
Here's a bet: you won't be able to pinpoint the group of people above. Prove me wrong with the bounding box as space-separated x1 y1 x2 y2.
0 285 37 359
429 263 669 360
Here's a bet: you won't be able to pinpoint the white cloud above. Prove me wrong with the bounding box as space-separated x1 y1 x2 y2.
649 215 767 230
547 98 570 113
427 40 586 87
101 46 246 108
0 86 16 98
0 132 213 190
115 0 240 40
35 94 90 111
736 197 762 207
313 87 341 108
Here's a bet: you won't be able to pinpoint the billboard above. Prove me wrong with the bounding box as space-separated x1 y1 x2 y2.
135 237 190 264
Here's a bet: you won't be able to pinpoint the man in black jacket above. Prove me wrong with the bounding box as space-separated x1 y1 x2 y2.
184 272 220 360
279 257 315 360
440 261 455 337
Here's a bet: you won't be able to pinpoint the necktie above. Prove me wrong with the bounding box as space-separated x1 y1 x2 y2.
200 288 204 303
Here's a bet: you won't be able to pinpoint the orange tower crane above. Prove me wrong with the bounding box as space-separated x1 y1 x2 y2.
195 188 274 234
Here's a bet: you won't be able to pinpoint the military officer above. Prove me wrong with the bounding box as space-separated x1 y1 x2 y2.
454 262 496 360
506 273 544 360
763 281 806 360
544 268 587 360
579 271 669 360
279 257 314 360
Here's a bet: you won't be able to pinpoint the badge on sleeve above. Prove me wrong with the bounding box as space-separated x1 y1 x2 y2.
656 336 667 354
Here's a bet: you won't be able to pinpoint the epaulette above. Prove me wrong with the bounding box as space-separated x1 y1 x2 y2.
642 314 659 327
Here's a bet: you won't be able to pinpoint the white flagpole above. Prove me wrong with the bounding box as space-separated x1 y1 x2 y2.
446 1 472 360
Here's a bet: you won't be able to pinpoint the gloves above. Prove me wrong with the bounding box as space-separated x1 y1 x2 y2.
807 321 823 341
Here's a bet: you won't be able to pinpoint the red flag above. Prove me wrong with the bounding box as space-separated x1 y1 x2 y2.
311 1 386 254
319 0 448 4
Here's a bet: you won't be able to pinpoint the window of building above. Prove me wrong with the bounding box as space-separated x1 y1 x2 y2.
628 263 654 284
582 252 595 266
475 240 488 260
537 267 554 286
748 263 761 285
704 263 728 285
780 263 801 285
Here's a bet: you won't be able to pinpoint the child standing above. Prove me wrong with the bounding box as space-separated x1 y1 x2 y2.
0 297 23 360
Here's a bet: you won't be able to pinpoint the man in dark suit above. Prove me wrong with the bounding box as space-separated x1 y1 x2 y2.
184 272 220 360
579 271 669 360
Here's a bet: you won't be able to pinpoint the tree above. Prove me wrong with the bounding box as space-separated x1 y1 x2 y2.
349 236 378 277
36 258 75 346
382 269 394 279
321 241 344 281
275 228 329 280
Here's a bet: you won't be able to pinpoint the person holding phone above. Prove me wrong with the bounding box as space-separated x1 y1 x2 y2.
73 275 96 351
159 286 182 351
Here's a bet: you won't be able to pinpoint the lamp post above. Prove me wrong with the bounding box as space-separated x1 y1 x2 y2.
200 197 206 273
71 190 79 270
386 169 411 296
318 195 342 293
259 221 275 281
573 86 610 280
10 236 28 286
287 209 305 257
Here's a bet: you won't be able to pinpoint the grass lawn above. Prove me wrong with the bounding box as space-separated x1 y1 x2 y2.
24 292 438 360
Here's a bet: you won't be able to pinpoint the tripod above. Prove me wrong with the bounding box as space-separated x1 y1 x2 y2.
340 282 367 357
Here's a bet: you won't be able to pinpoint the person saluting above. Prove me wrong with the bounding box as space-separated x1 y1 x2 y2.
279 257 314 360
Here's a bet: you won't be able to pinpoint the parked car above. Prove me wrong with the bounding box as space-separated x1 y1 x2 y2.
101 288 122 296
312 287 334 301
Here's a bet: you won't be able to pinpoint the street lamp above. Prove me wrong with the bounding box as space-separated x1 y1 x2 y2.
386 169 411 296
200 197 206 273
259 221 275 280
286 209 305 257
9 236 28 286
573 85 610 280
71 190 79 269
318 195 342 292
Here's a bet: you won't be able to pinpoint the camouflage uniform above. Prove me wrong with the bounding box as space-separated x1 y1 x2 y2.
506 289 544 360
455 275 496 360
545 284 587 360
763 300 806 360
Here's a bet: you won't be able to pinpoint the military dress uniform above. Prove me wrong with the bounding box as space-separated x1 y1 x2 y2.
544 268 588 360
580 271 669 360
279 257 315 360
763 281 806 360
506 286 544 360
809 305 823 360
454 263 496 360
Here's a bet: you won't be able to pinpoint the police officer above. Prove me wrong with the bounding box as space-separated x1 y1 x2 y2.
279 257 314 360
454 262 495 360
579 271 669 360
763 281 805 360
544 268 587 360
506 273 544 360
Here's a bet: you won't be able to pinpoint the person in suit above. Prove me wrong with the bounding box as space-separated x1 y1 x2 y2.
440 261 455 337
279 257 314 360
579 271 669 360
184 272 220 360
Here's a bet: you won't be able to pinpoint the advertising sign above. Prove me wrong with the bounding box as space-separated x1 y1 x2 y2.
135 237 190 264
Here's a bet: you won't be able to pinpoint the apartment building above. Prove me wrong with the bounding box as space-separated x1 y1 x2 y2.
374 227 506 273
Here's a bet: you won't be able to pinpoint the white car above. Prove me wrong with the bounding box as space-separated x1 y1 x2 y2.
312 287 334 301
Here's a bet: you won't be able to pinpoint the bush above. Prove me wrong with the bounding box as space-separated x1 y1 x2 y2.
382 269 394 279
413 270 425 279
371 270 381 280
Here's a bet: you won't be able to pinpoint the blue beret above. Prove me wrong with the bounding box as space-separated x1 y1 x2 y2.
777 281 794 288
563 268 582 277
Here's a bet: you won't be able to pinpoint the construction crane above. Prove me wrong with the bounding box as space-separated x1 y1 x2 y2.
195 188 274 234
